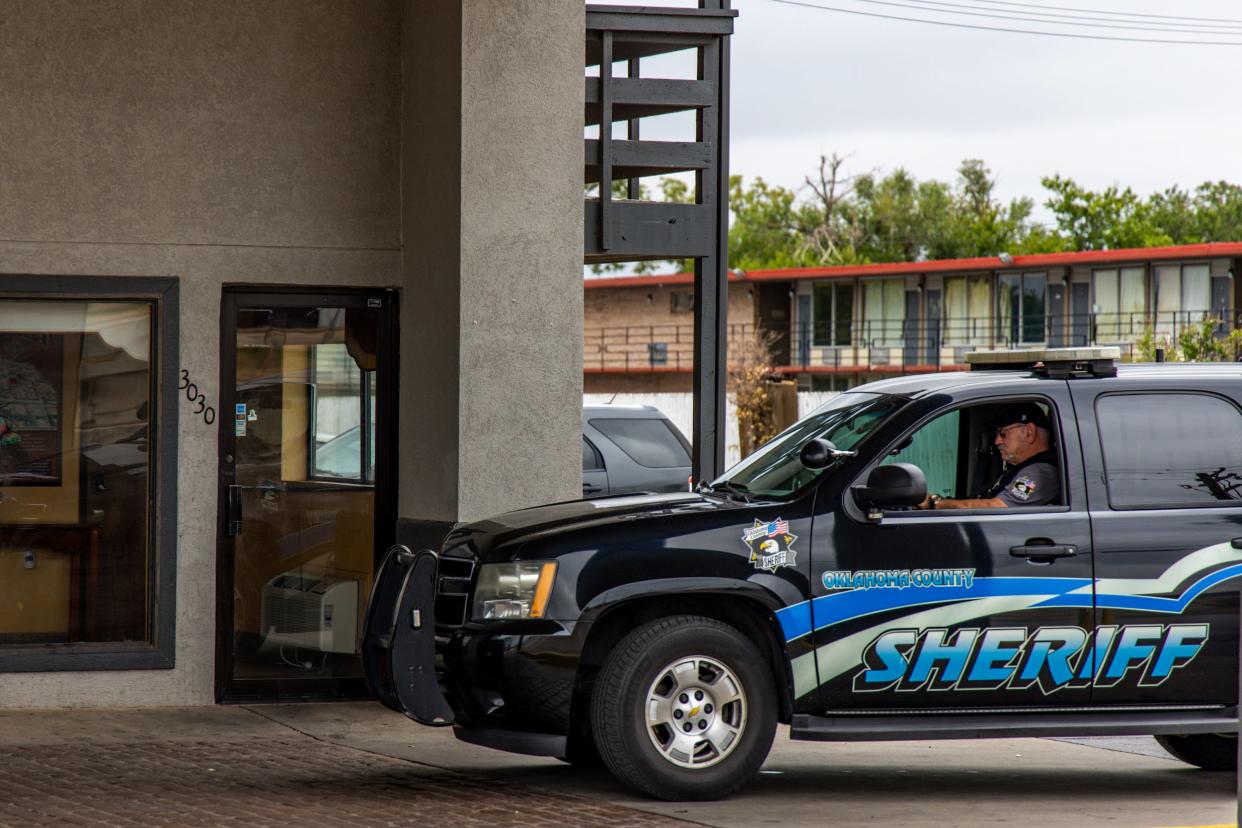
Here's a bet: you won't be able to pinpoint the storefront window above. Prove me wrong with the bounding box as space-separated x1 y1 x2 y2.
0 285 173 670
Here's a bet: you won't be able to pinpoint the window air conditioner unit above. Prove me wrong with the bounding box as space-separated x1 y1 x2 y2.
260 571 359 654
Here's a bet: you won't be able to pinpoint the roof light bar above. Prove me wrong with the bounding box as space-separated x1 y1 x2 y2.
966 347 1120 378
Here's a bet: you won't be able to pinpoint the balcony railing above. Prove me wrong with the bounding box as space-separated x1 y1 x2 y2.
585 323 754 371
790 309 1236 370
586 310 1237 375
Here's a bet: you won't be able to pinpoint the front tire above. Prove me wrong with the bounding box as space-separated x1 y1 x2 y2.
1155 733 1237 771
590 615 777 800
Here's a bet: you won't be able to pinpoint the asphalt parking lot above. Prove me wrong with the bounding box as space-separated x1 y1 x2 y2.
0 702 1233 827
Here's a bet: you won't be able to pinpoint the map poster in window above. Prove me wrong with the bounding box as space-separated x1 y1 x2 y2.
0 333 64 486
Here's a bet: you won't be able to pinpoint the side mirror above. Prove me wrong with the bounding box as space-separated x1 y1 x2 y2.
851 463 927 512
800 438 857 470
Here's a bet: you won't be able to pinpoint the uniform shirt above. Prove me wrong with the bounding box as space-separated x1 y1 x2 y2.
984 450 1060 507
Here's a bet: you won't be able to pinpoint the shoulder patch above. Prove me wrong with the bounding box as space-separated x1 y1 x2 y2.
1009 475 1036 501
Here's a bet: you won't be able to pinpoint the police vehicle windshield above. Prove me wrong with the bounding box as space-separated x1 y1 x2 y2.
710 392 905 499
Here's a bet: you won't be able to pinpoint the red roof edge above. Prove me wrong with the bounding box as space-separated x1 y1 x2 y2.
583 243 1242 289
583 271 740 289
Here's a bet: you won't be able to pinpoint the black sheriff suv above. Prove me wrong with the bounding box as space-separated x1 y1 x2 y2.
364 348 1239 800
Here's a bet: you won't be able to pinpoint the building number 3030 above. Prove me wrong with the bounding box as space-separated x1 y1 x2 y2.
179 369 216 425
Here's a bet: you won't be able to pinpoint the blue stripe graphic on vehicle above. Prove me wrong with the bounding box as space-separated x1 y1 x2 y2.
1034 562 1242 615
775 561 1242 644
776 576 1090 642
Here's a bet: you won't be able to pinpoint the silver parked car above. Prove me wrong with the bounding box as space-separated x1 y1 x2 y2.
581 404 692 498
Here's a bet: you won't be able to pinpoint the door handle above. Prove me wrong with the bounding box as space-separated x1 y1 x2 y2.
582 484 602 495
1010 541 1077 563
226 484 244 537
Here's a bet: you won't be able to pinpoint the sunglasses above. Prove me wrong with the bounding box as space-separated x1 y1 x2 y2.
994 423 1028 439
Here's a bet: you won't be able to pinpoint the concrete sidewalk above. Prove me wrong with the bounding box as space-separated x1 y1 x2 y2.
0 702 1234 827
0 703 669 827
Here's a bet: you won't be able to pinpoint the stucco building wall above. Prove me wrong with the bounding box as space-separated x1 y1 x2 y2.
0 0 582 707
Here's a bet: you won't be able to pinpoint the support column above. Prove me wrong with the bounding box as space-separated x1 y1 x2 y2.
400 0 584 539
692 12 731 483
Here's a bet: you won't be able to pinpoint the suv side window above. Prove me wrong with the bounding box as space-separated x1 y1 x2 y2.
582 437 604 471
1097 392 1242 508
883 410 960 498
883 398 1062 506
589 418 691 468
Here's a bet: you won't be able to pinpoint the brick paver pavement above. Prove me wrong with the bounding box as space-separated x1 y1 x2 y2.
0 738 689 827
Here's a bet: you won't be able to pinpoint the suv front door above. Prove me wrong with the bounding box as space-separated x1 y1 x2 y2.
811 385 1097 711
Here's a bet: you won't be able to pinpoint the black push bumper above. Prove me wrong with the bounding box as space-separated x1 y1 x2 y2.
362 544 455 726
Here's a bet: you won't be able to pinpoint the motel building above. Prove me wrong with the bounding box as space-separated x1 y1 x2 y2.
584 243 1242 393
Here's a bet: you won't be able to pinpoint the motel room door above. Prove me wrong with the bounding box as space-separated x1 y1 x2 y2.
217 289 397 700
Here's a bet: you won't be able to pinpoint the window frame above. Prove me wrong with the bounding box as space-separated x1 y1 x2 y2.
0 275 178 673
1091 266 1146 342
996 270 1047 345
811 280 854 347
582 436 605 471
1095 390 1242 511
858 394 1071 520
305 343 376 485
588 416 691 469
1153 261 1214 332
860 277 904 347
942 273 991 346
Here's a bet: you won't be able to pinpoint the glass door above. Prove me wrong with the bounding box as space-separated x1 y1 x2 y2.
217 290 395 700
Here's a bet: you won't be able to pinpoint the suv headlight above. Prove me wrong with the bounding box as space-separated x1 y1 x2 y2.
471 561 558 621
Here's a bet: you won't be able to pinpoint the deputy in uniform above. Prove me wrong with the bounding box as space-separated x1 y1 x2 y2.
921 403 1060 509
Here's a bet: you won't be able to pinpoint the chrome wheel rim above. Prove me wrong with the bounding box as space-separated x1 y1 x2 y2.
643 655 747 769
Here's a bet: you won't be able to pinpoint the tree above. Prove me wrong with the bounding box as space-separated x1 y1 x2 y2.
1041 175 1171 251
1134 317 1242 363
590 155 1242 278
728 328 783 457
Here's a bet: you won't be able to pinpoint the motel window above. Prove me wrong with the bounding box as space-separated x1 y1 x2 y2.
811 282 853 347
1092 267 1145 341
997 271 1046 344
1154 263 1212 334
942 274 990 345
861 278 904 346
0 279 177 672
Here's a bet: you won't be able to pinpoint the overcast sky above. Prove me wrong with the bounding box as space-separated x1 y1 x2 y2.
619 0 1242 224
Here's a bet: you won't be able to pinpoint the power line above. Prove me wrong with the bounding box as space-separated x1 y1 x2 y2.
964 0 1242 25
763 0 1242 45
879 0 1242 32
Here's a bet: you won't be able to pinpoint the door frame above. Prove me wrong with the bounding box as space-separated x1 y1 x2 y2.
818 386 1096 710
214 286 399 702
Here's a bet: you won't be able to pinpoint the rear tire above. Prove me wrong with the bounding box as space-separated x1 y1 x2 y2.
1155 733 1237 771
590 615 777 800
